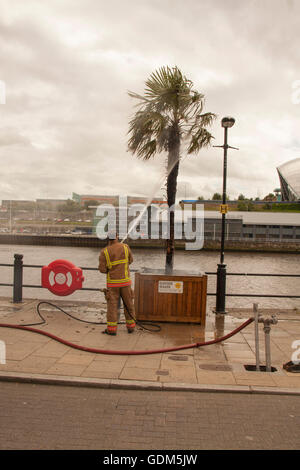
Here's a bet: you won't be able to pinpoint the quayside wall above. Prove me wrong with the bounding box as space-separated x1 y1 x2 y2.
0 234 300 253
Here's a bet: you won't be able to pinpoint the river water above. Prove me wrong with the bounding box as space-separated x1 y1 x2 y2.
0 244 299 310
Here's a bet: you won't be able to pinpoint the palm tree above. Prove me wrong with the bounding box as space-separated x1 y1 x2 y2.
128 66 216 272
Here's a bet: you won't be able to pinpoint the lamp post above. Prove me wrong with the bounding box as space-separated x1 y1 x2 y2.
214 117 238 314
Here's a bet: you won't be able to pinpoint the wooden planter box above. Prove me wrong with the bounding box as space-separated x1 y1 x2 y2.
134 269 207 324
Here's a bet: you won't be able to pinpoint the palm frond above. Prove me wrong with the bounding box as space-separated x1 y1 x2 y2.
187 112 217 137
127 91 150 106
143 66 194 115
127 65 216 160
128 109 170 159
187 127 215 154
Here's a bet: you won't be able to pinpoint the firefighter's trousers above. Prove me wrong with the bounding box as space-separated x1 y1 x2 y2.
106 285 136 334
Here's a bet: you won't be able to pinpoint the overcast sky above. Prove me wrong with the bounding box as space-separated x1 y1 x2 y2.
0 0 299 203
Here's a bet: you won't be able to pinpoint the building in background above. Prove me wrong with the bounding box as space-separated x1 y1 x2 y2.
72 192 166 208
1 200 35 210
277 158 300 201
36 199 68 210
72 193 119 207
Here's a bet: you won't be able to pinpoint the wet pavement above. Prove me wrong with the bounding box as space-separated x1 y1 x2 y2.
0 296 300 394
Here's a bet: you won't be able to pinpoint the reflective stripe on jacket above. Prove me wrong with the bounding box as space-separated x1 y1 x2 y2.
99 242 133 287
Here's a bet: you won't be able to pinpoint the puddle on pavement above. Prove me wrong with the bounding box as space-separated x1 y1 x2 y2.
0 306 22 318
0 306 21 312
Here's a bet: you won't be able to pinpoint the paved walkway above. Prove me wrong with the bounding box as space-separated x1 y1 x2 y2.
1 381 300 450
0 297 300 394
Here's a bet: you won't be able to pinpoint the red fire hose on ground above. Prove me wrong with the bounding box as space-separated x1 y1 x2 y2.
0 259 254 355
0 311 254 356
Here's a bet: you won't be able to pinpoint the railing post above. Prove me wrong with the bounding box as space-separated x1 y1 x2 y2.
215 263 227 314
13 254 23 303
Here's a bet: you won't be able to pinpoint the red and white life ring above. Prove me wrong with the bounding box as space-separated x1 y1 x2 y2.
41 259 84 296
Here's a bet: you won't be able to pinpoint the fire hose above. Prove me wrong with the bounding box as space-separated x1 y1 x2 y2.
0 305 254 355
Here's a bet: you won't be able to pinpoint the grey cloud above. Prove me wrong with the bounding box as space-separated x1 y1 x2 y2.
0 128 31 147
0 0 299 202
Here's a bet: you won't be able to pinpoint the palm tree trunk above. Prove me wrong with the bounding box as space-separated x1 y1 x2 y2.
165 125 180 273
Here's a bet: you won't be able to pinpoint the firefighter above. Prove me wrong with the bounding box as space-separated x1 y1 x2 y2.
98 233 136 335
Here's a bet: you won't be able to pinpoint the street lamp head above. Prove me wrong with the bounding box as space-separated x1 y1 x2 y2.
221 116 235 128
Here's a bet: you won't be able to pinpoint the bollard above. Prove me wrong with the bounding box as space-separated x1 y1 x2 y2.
215 263 227 314
13 254 23 303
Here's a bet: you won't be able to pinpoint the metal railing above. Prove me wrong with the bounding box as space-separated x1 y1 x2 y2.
0 253 299 303
206 236 300 243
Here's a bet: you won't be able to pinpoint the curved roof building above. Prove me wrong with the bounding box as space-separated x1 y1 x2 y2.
277 158 300 201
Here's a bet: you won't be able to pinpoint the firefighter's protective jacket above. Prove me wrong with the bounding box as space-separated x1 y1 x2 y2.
99 241 133 287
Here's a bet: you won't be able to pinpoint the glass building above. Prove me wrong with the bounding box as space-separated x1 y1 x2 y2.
277 158 300 201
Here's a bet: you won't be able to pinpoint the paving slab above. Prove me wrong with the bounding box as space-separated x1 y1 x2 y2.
0 297 300 395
